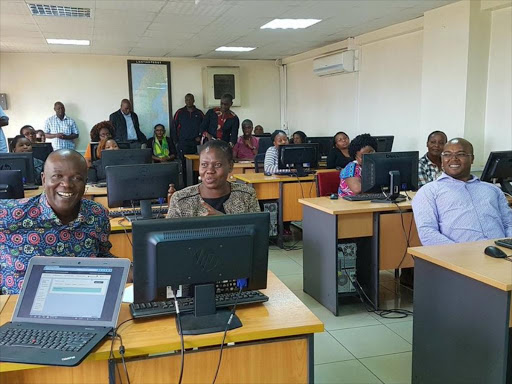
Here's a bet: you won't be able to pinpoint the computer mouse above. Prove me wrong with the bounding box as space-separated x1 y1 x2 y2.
484 246 508 258
330 193 338 200
264 172 272 176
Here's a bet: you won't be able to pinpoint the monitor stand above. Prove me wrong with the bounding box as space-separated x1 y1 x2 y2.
126 199 156 221
295 163 307 177
371 171 407 203
176 283 242 335
500 180 512 196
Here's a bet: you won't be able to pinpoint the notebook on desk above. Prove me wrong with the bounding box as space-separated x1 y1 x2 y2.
0 256 130 367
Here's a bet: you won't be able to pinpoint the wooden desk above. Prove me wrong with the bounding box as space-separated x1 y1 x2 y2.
0 272 324 384
24 186 109 207
234 173 317 248
408 240 512 384
185 155 255 186
298 194 420 315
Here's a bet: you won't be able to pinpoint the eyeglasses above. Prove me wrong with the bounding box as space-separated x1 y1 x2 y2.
441 152 473 159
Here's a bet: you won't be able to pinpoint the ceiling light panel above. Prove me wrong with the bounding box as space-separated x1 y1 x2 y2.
47 38 90 46
28 3 91 18
260 19 321 30
215 46 256 52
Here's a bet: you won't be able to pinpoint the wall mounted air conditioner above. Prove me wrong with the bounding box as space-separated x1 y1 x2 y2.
313 50 358 77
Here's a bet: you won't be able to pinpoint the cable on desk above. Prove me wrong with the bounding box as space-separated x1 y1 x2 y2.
109 318 135 384
117 215 133 247
172 289 185 384
117 333 130 384
212 285 243 384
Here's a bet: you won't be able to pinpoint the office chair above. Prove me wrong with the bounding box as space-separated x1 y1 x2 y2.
316 170 340 196
254 153 265 173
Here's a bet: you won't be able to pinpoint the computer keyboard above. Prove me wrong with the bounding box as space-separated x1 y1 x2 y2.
495 238 512 250
130 290 269 319
23 184 39 191
0 328 94 352
343 193 388 202
109 205 168 218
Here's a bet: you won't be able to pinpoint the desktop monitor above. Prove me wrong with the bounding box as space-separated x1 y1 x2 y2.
306 137 332 158
371 136 394 152
90 142 132 162
0 152 35 185
361 151 419 202
278 143 319 176
0 170 24 199
106 162 179 218
257 136 273 154
31 143 53 162
132 212 270 335
481 151 512 195
254 133 271 138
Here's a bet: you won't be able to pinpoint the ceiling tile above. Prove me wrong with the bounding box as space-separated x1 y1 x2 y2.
95 1 166 12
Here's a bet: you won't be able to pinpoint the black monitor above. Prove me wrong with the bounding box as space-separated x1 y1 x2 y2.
90 142 132 162
371 136 394 152
31 143 53 162
481 151 512 195
132 212 269 335
106 162 179 219
254 133 271 137
0 170 24 199
0 152 35 185
361 151 419 202
257 136 273 155
306 137 332 158
277 143 319 176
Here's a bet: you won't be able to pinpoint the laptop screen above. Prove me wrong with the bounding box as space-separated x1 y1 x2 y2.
15 264 125 325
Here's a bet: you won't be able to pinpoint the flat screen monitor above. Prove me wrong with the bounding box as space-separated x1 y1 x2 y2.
132 212 269 334
361 151 419 202
371 136 394 152
106 162 179 218
90 142 132 162
257 137 273 154
31 143 53 162
306 137 332 158
277 143 319 176
0 152 35 185
481 151 512 195
0 170 24 199
254 133 271 137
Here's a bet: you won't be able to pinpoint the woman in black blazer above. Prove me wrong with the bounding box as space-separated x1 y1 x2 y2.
327 131 352 169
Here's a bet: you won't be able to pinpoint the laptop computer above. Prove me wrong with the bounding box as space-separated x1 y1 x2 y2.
0 256 130 367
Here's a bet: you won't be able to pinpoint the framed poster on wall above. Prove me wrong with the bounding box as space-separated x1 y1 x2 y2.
127 60 172 140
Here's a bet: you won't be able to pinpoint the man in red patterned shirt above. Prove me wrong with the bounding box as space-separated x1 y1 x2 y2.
200 94 240 146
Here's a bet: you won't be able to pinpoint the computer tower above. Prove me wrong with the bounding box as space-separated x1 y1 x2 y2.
263 202 278 237
337 242 357 293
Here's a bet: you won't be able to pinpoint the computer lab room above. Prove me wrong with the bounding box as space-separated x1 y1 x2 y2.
0 0 511 383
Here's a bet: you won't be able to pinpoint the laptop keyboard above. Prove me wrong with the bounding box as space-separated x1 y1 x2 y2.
0 328 95 352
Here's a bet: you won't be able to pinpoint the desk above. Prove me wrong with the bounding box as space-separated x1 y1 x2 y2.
0 272 324 384
25 186 109 207
408 240 512 384
234 173 317 248
185 155 255 186
298 195 420 315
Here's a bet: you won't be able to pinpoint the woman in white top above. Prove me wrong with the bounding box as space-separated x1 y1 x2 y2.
264 130 289 175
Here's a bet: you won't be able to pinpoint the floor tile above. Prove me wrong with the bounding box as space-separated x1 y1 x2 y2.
330 324 412 358
379 270 397 282
268 259 303 276
315 360 382 384
268 251 292 263
292 289 323 309
386 321 413 344
310 305 381 331
370 311 414 325
278 273 303 291
314 331 355 364
360 352 412 384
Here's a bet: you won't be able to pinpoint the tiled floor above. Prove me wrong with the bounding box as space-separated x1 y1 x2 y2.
268 239 414 384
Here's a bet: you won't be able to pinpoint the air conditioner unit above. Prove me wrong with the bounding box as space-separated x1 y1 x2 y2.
313 50 357 77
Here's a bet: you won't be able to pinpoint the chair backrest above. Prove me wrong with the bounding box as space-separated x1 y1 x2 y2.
254 153 265 173
316 170 340 196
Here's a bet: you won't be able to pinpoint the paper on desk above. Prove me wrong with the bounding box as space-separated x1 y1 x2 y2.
122 284 134 303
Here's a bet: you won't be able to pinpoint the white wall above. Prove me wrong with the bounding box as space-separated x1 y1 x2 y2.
0 53 281 152
484 6 512 157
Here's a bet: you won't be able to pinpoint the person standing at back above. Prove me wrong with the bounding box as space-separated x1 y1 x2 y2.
109 99 147 148
44 102 79 150
173 93 204 156
0 105 9 153
418 130 447 188
201 94 239 146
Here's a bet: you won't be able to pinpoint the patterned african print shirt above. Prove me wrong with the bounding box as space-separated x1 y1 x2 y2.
338 161 361 197
0 193 112 294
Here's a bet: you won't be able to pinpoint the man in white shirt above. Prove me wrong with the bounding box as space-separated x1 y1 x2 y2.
109 99 147 148
43 102 79 150
0 105 8 153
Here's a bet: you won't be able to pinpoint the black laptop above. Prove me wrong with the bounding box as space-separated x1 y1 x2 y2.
0 256 130 367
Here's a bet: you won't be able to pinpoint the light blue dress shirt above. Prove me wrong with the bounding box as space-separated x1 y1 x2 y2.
122 113 138 141
0 105 8 153
412 173 512 245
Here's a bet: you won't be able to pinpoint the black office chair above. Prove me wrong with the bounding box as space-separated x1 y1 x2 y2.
254 153 265 173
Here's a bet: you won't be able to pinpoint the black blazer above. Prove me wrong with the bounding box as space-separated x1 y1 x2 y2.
326 148 352 169
200 108 239 145
109 109 147 144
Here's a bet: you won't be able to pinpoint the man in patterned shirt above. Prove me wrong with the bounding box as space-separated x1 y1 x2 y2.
418 130 447 188
412 138 512 245
44 101 79 150
0 150 112 294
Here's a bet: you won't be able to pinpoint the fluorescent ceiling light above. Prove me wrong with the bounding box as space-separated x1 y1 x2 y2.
215 46 256 52
47 39 90 46
260 19 321 30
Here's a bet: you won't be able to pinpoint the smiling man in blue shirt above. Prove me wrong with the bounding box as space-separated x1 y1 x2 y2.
412 138 512 245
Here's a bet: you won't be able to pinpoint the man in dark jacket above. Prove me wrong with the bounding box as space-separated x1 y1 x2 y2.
200 94 239 146
109 99 147 148
173 93 204 156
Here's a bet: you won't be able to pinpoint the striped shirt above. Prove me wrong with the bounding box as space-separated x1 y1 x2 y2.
418 153 442 188
264 146 289 174
44 115 79 150
412 173 512 245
